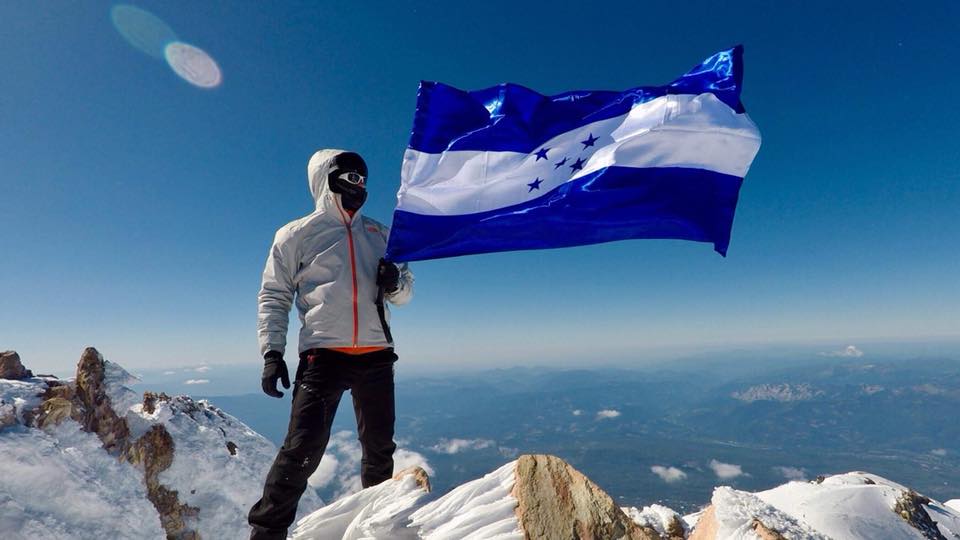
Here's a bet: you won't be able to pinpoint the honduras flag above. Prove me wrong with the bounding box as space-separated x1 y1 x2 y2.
385 46 761 262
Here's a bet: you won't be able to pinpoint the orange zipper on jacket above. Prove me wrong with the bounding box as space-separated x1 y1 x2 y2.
336 201 359 348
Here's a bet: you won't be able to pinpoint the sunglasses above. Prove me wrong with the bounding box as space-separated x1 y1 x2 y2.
337 171 366 185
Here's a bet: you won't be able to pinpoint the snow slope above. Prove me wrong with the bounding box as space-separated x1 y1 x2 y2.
127 393 320 539
293 469 431 539
702 486 831 539
1 358 321 540
409 460 521 540
294 460 521 540
0 378 163 540
757 472 960 539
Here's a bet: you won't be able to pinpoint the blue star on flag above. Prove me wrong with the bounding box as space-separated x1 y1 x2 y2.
534 147 550 161
569 157 586 173
527 177 543 192
554 157 568 170
581 133 599 149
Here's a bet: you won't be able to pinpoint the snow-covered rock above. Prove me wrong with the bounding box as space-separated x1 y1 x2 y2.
689 486 830 539
410 460 521 540
624 504 686 539
293 467 432 539
295 454 661 540
689 471 960 539
1 348 318 540
0 420 165 539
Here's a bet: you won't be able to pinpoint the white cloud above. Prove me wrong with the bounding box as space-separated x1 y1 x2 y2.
499 446 520 459
193 366 210 373
394 448 433 476
184 379 209 385
430 438 495 454
773 466 807 481
932 448 948 457
596 409 621 420
309 431 434 501
572 409 583 416
162 371 176 375
307 453 339 489
819 345 864 358
651 466 687 483
710 459 745 479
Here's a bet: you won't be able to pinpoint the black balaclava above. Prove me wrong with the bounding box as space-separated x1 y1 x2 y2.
328 152 368 211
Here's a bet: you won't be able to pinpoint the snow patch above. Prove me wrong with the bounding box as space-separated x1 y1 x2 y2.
623 504 684 537
733 383 822 403
127 394 320 539
0 420 164 539
711 486 830 539
102 359 143 415
409 460 522 540
756 471 960 539
0 378 46 424
293 472 430 539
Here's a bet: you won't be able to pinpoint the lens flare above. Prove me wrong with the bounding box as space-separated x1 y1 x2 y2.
164 42 222 89
110 4 178 59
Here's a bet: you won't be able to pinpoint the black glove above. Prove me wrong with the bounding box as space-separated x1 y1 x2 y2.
377 258 400 294
261 351 290 398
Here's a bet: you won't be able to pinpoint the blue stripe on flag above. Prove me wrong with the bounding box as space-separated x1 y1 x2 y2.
386 166 743 262
408 46 744 154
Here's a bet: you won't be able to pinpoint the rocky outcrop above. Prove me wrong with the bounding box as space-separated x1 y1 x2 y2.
750 519 788 540
687 506 717 540
895 489 947 540
0 350 33 379
512 454 660 540
664 516 686 539
72 348 132 453
129 425 200 539
143 390 172 415
26 347 201 539
393 465 432 493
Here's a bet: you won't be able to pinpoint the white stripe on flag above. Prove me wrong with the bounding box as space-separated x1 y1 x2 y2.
397 93 761 217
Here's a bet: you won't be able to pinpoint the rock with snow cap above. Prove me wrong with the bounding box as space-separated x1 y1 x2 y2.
688 471 960 539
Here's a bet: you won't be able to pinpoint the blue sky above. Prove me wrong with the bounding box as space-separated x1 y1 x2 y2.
2 1 958 375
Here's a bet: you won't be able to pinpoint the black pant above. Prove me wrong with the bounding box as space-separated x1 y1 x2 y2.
248 348 398 539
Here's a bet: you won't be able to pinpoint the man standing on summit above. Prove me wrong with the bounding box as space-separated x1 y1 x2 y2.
248 149 413 540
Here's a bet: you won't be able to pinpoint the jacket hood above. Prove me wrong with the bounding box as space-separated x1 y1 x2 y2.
307 148 349 212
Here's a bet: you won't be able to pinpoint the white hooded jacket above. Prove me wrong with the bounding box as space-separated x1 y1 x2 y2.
257 149 413 357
